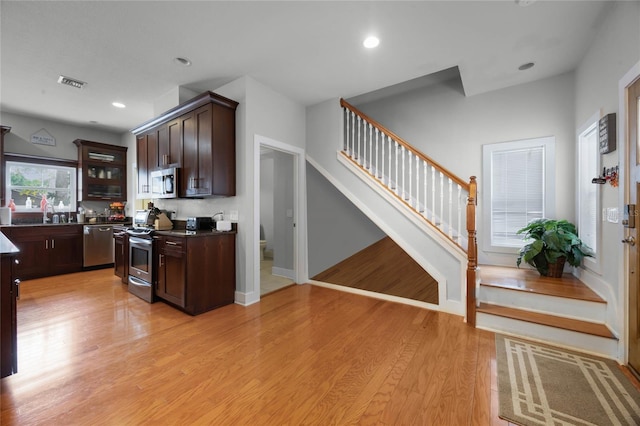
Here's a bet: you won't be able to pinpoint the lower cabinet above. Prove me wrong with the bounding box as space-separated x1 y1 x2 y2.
1 252 18 378
113 226 128 283
155 232 235 315
4 225 83 280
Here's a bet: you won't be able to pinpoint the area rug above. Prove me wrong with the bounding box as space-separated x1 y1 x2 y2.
496 334 640 425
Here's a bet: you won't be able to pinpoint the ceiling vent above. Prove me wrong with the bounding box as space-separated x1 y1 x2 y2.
57 75 86 89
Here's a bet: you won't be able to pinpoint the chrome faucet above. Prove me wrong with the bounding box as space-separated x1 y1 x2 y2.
43 202 54 223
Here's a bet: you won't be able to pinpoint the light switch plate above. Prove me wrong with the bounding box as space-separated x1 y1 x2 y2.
607 207 619 223
229 210 238 221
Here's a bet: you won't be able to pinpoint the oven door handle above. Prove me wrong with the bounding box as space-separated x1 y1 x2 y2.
129 275 151 288
129 236 152 246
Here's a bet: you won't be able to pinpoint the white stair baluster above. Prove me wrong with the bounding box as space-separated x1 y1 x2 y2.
448 178 453 238
375 128 379 178
362 119 366 166
368 124 373 171
388 136 393 188
439 172 444 229
423 162 427 217
395 141 399 194
379 130 384 180
401 145 406 198
457 185 462 242
415 154 420 209
431 167 436 224
408 150 412 202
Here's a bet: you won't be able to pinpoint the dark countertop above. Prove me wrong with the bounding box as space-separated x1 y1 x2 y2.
0 221 131 229
0 231 19 255
154 229 237 238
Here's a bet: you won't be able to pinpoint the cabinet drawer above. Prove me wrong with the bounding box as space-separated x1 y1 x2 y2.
157 236 185 254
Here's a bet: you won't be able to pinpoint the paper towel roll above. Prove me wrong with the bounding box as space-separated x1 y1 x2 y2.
0 207 11 225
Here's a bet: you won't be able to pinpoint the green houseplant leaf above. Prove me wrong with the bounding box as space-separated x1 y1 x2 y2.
516 218 593 277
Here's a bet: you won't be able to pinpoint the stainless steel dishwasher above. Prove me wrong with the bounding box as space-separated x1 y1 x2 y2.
83 224 114 267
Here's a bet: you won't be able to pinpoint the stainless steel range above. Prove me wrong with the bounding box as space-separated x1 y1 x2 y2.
127 216 155 303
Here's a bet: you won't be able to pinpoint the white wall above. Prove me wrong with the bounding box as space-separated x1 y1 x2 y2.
272 150 295 271
352 72 576 266
573 0 640 348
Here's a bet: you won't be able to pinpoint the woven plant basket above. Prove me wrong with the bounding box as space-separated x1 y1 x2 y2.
546 257 566 278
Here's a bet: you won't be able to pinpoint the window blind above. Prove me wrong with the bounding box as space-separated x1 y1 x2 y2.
491 146 544 247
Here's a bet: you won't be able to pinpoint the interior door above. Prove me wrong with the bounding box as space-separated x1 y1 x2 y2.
627 76 640 375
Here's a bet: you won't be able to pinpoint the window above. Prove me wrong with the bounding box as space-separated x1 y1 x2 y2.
482 136 556 252
577 114 600 273
5 160 77 212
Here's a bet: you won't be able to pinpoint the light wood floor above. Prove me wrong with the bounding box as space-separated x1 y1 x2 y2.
1 269 513 425
312 236 439 305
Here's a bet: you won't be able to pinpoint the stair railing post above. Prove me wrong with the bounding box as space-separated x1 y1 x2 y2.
466 176 478 326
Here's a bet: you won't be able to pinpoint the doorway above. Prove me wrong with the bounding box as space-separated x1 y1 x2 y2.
253 134 308 302
259 147 295 295
625 65 640 376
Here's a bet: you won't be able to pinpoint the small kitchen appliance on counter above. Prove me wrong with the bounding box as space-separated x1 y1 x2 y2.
186 216 214 230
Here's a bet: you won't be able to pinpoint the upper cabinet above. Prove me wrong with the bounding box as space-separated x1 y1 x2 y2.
131 91 238 199
74 139 128 201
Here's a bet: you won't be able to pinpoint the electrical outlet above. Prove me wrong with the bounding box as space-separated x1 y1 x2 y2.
229 210 238 221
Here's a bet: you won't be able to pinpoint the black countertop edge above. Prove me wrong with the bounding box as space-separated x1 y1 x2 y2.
153 229 237 237
0 222 132 228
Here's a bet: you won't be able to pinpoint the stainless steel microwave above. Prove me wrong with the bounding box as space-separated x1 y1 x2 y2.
150 167 179 198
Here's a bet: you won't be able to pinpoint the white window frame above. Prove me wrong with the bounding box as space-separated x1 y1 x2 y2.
576 112 602 274
482 136 556 254
5 160 77 213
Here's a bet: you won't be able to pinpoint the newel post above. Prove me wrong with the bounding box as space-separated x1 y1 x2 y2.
466 176 478 326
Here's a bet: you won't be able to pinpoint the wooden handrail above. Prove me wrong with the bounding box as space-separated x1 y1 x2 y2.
340 98 469 190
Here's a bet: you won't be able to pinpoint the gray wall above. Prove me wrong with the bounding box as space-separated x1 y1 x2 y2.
573 0 640 340
272 150 294 271
260 152 275 249
307 161 385 277
2 111 125 160
350 71 576 266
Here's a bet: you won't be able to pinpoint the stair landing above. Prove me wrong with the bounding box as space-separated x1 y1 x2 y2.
477 265 617 357
479 265 605 303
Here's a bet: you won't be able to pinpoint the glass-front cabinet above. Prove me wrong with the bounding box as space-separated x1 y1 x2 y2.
74 139 127 201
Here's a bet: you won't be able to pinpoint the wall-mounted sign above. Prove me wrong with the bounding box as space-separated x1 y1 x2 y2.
599 113 616 154
30 128 56 146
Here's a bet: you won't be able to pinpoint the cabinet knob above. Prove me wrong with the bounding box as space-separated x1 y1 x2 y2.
14 258 19 265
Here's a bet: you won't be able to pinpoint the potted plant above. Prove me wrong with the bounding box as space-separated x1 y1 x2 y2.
515 218 593 277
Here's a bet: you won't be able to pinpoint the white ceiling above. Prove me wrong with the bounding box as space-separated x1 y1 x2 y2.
0 1 611 134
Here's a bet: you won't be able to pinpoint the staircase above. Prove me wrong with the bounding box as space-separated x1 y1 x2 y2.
306 98 617 358
476 266 618 358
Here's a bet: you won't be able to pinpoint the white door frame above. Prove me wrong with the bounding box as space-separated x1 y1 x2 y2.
619 60 640 363
253 134 308 300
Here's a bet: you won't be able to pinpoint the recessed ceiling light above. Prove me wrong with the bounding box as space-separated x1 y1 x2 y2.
174 57 192 67
518 62 535 71
363 36 380 49
112 102 126 108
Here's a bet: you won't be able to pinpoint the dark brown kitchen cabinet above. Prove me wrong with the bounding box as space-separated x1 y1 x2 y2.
154 232 236 315
160 119 181 167
4 225 83 280
182 102 236 197
0 126 10 208
136 132 157 198
1 233 19 378
113 225 128 283
156 235 186 308
132 91 237 199
74 139 128 201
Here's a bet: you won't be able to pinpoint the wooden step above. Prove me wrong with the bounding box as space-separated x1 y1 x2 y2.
477 302 616 339
479 265 605 303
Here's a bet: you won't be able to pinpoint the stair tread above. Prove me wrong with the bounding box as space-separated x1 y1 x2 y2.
477 302 616 339
479 265 605 303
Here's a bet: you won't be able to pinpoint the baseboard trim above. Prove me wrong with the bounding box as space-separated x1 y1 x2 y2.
271 267 295 280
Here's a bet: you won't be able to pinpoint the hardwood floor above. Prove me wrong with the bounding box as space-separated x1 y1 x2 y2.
312 236 439 305
0 269 514 425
